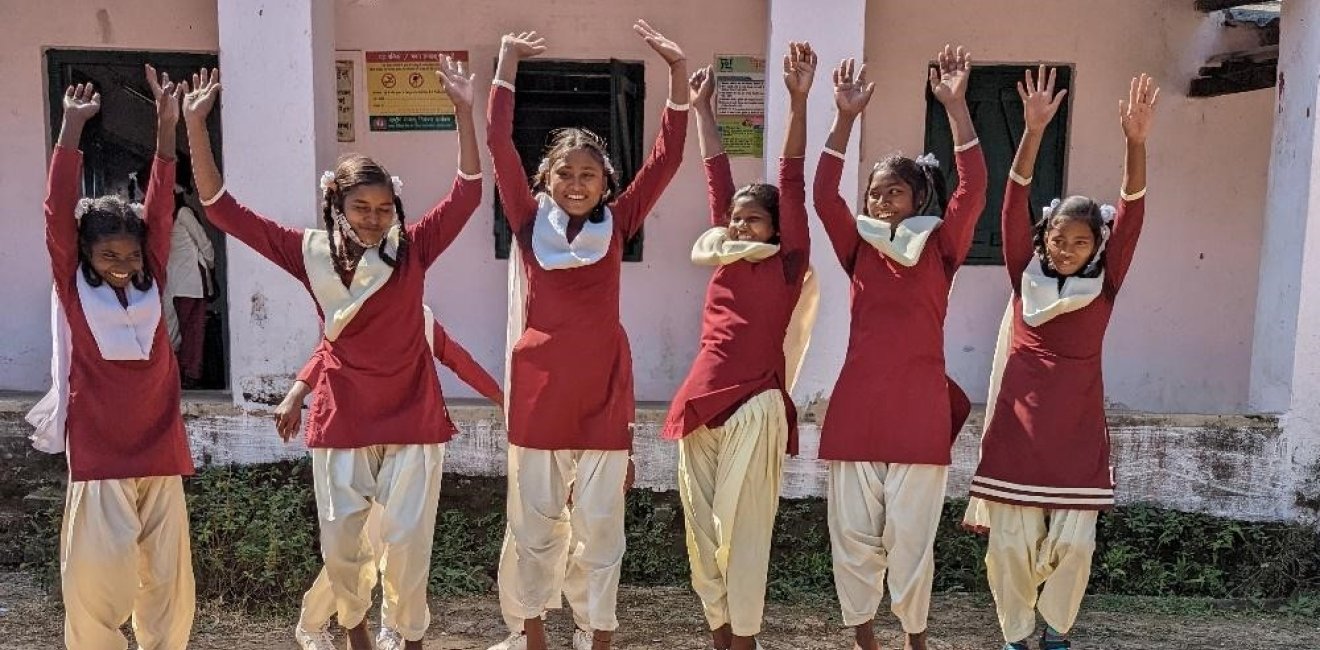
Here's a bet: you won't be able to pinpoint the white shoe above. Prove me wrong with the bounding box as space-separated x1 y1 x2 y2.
377 627 405 650
487 632 528 650
572 628 594 650
294 624 336 650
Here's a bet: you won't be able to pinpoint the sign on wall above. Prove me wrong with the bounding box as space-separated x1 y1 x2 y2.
365 50 468 131
713 54 766 158
335 59 355 142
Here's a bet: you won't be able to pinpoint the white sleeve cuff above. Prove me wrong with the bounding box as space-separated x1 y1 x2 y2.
492 79 515 92
666 100 691 112
953 137 981 153
822 147 846 161
200 186 227 206
1121 187 1147 201
458 170 483 181
1008 171 1032 186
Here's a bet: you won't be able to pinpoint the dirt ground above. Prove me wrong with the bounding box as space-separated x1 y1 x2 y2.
2 569 1317 650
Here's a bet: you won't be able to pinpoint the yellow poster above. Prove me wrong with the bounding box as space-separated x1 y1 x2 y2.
366 50 467 131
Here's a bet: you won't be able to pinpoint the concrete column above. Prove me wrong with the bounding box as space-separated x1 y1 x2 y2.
764 0 867 406
217 0 337 405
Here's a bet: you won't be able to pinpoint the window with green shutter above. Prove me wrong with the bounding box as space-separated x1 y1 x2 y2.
922 65 1072 265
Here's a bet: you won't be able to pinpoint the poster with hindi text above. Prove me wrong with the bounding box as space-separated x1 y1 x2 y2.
366 50 467 131
713 54 766 157
336 58 355 142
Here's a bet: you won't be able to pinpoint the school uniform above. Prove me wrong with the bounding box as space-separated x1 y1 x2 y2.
164 203 214 383
664 153 817 637
964 174 1146 643
297 308 503 640
812 141 986 633
201 168 481 642
33 146 195 650
488 79 687 633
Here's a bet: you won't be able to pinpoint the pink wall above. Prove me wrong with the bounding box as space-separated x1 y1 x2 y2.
857 0 1274 413
0 1 218 389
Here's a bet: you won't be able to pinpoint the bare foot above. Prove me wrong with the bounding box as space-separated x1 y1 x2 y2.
524 617 548 650
592 630 613 649
712 624 733 650
852 620 879 650
404 640 423 650
904 630 928 650
730 633 757 650
346 620 373 650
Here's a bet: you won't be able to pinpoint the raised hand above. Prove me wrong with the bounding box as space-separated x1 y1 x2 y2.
634 19 685 66
146 64 181 127
436 55 475 112
783 41 818 98
62 83 101 125
689 65 714 112
832 58 874 117
1018 65 1068 133
1121 73 1159 144
500 31 547 61
929 44 971 106
182 68 222 123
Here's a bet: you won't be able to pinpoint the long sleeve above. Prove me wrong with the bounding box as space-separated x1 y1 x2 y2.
1103 195 1146 296
200 191 307 281
409 175 483 267
143 156 177 287
296 346 326 386
778 156 810 283
703 153 735 227
432 322 504 406
936 142 988 270
45 146 84 294
812 149 862 275
487 84 538 232
1002 176 1035 291
611 104 689 238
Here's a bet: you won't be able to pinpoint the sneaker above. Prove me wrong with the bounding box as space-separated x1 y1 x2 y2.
487 632 528 650
572 628 594 650
295 624 336 650
1040 626 1072 650
377 627 404 650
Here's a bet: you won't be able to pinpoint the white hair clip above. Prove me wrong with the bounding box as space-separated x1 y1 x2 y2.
1099 203 1117 223
1042 197 1063 220
914 153 941 169
129 203 145 219
391 175 404 196
319 171 337 193
73 198 94 221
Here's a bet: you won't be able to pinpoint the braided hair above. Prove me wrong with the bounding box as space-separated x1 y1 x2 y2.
729 182 781 244
866 154 949 217
76 196 154 291
1033 195 1107 280
320 154 409 276
532 128 621 223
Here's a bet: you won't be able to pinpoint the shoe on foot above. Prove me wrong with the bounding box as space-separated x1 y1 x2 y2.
487 632 528 650
1002 643 1029 650
377 627 404 650
1040 625 1071 649
572 628 594 650
295 624 336 650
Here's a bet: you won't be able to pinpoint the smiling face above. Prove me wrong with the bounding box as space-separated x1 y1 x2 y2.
547 148 609 219
86 234 144 289
1044 217 1097 276
339 183 396 246
866 170 920 226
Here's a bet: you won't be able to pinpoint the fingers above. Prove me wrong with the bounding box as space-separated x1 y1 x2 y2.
1047 88 1068 112
856 62 868 86
145 63 162 95
1045 66 1057 95
1017 80 1028 102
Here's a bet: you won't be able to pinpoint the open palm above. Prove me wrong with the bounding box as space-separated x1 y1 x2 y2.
182 68 222 122
1121 73 1159 143
634 19 684 65
833 58 874 116
63 83 101 123
929 44 971 106
1018 65 1067 133
437 56 475 111
501 31 547 61
783 41 817 97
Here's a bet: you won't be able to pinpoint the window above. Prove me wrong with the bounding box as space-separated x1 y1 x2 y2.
493 59 646 261
922 64 1072 265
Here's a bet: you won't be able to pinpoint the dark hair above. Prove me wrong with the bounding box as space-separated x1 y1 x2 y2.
866 155 949 216
729 182 781 244
77 196 154 291
533 128 621 223
1033 195 1107 279
320 154 408 275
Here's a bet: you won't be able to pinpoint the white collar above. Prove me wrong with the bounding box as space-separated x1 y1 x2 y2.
303 230 395 341
75 272 160 360
531 193 613 270
690 226 780 266
855 214 943 267
1020 258 1104 326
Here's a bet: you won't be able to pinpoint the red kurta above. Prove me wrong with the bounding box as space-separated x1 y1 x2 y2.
201 176 482 448
488 84 687 451
813 145 987 464
45 146 193 481
662 154 808 455
298 320 504 406
969 179 1145 510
